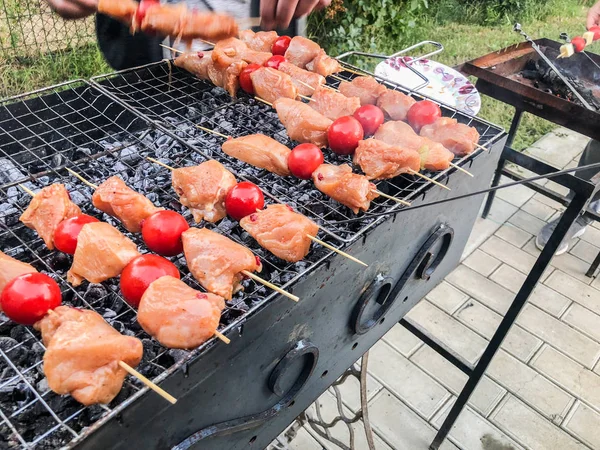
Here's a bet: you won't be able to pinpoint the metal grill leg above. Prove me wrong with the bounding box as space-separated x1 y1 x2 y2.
587 250 600 278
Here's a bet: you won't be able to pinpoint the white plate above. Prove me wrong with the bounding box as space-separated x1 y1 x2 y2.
374 56 481 116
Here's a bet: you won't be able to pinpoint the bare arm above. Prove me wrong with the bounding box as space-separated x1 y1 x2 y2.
588 0 600 29
45 0 98 19
260 0 331 31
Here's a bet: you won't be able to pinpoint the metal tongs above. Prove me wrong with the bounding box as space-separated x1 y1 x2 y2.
514 23 594 110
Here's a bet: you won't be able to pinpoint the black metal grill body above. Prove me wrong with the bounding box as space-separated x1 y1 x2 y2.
0 63 505 450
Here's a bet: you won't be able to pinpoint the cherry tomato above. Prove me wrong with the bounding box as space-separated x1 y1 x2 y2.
240 63 261 95
226 182 264 221
136 0 159 25
141 210 189 256
288 144 324 179
120 255 180 308
571 37 586 53
265 55 286 70
272 35 291 56
590 26 600 41
407 100 442 133
327 116 364 155
1 273 62 325
353 105 385 136
53 215 100 255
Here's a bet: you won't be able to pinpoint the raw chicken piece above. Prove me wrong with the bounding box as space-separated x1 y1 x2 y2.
212 37 271 68
250 67 298 104
207 59 246 97
305 50 341 77
312 164 379 214
376 90 416 121
309 87 361 121
174 51 213 80
420 117 481 156
67 222 140 287
0 251 37 293
353 139 421 180
274 98 332 148
138 276 225 349
239 29 278 52
374 121 454 171
182 228 261 300
240 204 318 262
172 160 237 223
19 184 81 250
339 76 387 106
222 134 291 176
278 62 326 97
92 176 162 233
34 306 143 406
285 36 321 69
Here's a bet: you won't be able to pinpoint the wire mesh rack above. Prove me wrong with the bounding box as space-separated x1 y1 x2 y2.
90 60 505 243
0 80 336 449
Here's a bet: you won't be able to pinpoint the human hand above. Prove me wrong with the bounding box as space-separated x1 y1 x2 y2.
46 0 98 19
587 0 600 29
260 0 332 30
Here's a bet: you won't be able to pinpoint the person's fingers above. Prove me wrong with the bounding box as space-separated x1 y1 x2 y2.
275 0 301 30
588 2 600 29
47 0 95 19
292 0 320 19
260 0 278 30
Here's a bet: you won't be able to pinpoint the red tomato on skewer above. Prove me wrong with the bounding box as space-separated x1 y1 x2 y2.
226 182 264 221
571 37 586 53
272 36 291 56
53 215 100 255
288 144 324 179
141 210 189 256
240 63 261 95
265 55 286 70
1 273 62 325
328 116 364 155
407 100 442 133
120 255 180 308
353 105 384 136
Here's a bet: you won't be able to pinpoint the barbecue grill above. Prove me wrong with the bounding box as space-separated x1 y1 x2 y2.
0 58 505 449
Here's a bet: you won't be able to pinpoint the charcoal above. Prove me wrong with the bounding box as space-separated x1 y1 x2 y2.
48 252 71 271
167 349 189 364
84 284 107 303
9 326 30 343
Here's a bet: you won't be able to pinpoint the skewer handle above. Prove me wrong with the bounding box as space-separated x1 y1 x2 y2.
448 162 474 177
475 143 489 152
307 235 368 267
118 361 177 404
241 270 299 302
214 330 231 344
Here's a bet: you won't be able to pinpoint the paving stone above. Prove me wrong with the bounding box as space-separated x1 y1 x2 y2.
368 340 450 419
495 223 533 248
580 224 600 247
562 304 600 343
521 198 558 221
368 390 458 450
463 249 502 277
433 401 524 450
488 351 573 422
533 192 564 210
328 370 382 413
543 179 571 198
287 428 324 450
545 271 600 315
531 346 600 410
563 402 600 449
463 217 504 259
454 300 541 362
490 264 526 294
508 210 548 236
496 179 536 208
524 131 588 168
516 304 600 368
528 283 571 318
570 240 600 265
446 265 514 315
411 345 505 417
488 197 521 224
425 281 469 315
481 236 537 274
382 323 422 357
490 395 587 450
406 301 488 365
550 253 596 284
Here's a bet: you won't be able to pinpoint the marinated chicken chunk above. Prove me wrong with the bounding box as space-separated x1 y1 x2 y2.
420 117 480 156
339 76 387 106
250 67 298 104
0 251 37 293
312 164 379 214
284 36 321 69
92 176 162 233
19 184 81 250
239 29 278 52
67 222 140 287
309 87 361 121
274 98 332 148
376 90 416 121
34 306 143 405
172 160 237 223
374 121 454 171
276 64 322 97
305 50 341 77
240 204 319 262
182 228 261 300
138 276 226 349
354 139 421 180
222 134 291 176
212 37 272 67
207 59 246 97
174 51 213 80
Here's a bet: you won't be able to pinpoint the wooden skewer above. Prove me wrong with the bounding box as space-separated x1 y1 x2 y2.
298 94 313 102
374 190 411 206
160 44 183 54
18 184 36 197
66 168 98 189
197 38 216 47
297 80 316 91
118 361 177 405
255 97 273 107
214 330 231 344
449 162 474 177
475 143 489 152
322 84 340 92
342 67 369 77
146 156 176 171
408 169 451 191
196 125 230 139
241 270 299 302
307 235 368 267
331 75 345 82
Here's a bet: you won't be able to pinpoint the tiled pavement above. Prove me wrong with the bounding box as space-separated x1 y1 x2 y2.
280 128 600 450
